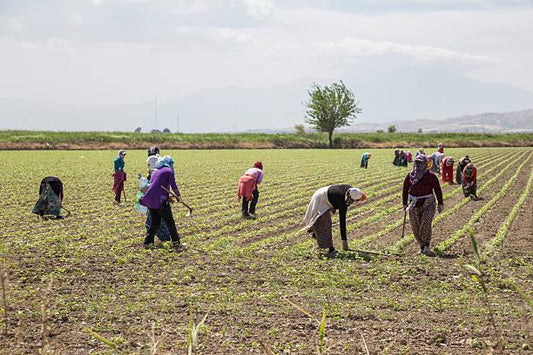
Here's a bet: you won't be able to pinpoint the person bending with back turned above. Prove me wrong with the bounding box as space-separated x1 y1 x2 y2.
303 185 366 257
237 161 263 219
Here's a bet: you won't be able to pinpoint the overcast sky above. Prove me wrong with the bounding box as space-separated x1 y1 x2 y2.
1 0 532 130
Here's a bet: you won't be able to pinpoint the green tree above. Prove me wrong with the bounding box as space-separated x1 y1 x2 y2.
388 125 397 133
305 81 361 147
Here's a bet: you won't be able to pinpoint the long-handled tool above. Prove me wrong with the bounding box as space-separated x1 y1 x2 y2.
161 186 193 216
122 184 128 203
401 209 407 238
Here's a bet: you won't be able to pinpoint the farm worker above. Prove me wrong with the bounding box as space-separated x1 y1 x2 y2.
303 185 367 256
112 149 127 204
399 150 408 167
415 148 425 158
406 151 413 163
32 176 64 219
139 156 184 251
402 154 444 256
430 152 444 174
360 152 371 169
146 146 161 180
237 161 263 219
455 155 471 185
136 174 171 243
441 156 455 184
437 143 444 154
392 150 400 166
144 147 170 241
462 162 479 200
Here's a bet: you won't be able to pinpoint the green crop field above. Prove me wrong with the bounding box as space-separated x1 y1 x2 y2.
0 147 532 354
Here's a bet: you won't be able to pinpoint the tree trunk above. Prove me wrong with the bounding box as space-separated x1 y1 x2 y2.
328 130 333 148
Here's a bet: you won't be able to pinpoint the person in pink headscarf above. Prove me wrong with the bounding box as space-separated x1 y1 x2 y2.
237 161 263 219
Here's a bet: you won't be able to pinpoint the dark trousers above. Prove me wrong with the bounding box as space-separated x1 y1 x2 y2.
242 189 259 215
144 202 180 245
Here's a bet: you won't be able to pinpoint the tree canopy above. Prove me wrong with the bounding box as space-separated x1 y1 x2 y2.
305 81 361 147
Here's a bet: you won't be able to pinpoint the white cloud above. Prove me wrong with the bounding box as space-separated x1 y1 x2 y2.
168 1 210 15
68 13 84 25
316 38 497 64
242 0 274 19
207 27 251 43
8 17 24 33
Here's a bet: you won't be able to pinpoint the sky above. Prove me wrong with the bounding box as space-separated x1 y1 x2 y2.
1 0 533 131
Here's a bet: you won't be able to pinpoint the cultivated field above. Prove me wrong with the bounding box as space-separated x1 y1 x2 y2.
0 147 531 354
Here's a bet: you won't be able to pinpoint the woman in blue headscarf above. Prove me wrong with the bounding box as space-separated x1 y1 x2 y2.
140 156 184 251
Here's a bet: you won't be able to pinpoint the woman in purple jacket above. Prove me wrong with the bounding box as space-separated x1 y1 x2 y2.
140 156 184 251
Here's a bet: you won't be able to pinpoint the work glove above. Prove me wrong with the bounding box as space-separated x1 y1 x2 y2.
437 204 444 213
342 239 349 251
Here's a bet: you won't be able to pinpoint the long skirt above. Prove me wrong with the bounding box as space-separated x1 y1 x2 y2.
112 171 126 202
463 182 477 198
408 197 436 249
309 210 333 249
32 184 61 217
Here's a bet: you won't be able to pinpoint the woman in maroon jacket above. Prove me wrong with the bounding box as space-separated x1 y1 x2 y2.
402 154 444 255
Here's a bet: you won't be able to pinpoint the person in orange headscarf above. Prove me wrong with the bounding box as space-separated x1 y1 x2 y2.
237 161 264 219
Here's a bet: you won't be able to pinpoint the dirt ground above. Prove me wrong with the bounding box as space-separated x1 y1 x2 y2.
0 148 531 354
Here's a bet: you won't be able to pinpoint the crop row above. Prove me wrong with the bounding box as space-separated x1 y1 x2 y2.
387 150 532 254
433 152 532 253
483 165 533 256
212 151 501 253
236 151 516 254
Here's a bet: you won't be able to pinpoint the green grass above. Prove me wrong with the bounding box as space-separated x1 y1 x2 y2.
0 130 532 148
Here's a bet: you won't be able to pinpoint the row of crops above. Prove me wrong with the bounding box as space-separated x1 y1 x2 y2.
1 147 530 259
0 147 531 353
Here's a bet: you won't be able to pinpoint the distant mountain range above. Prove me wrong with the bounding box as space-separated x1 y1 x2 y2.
243 110 533 133
341 109 533 133
1 62 533 132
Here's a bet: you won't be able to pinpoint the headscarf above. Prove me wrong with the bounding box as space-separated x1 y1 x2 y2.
253 161 263 170
147 146 160 156
347 188 364 201
118 149 126 157
409 154 428 185
464 162 475 178
445 156 454 166
155 156 174 169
